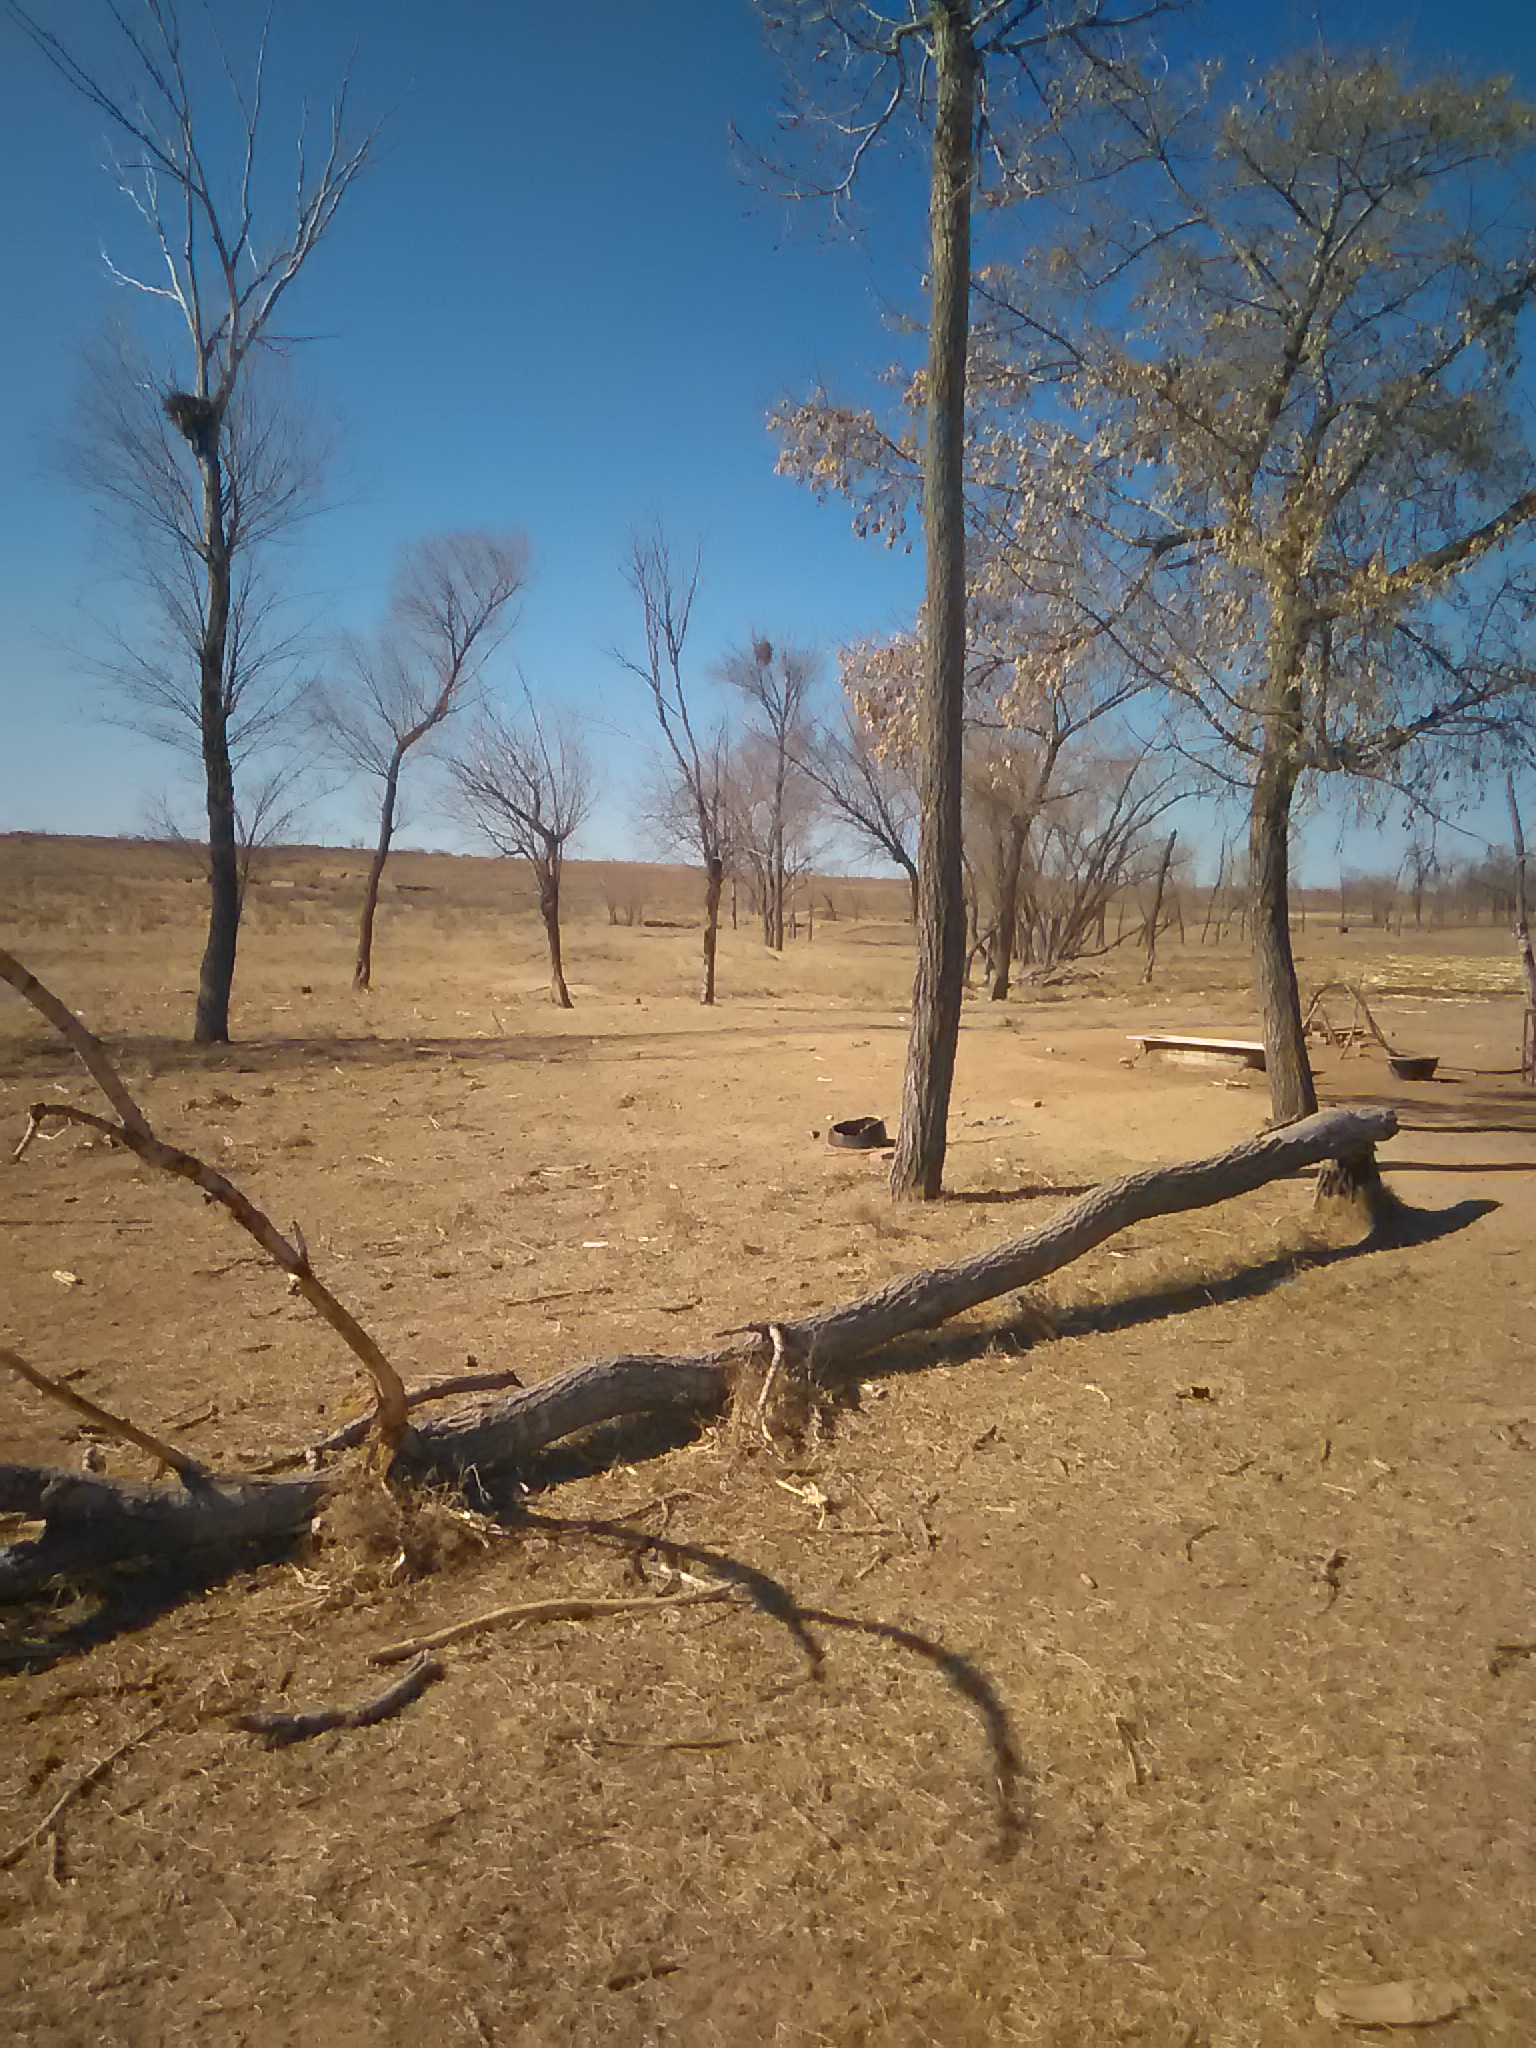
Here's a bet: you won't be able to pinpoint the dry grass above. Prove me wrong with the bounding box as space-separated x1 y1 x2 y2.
0 834 1532 2045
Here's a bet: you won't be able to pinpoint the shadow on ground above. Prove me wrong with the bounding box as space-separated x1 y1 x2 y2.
525 1509 1030 1858
855 1193 1496 1384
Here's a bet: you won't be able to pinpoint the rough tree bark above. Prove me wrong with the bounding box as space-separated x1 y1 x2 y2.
355 748 405 990
1142 831 1176 985
1 1100 1397 1594
703 855 725 1005
538 861 574 1009
892 0 975 1199
989 820 1026 1002
1250 618 1318 1122
177 401 241 1046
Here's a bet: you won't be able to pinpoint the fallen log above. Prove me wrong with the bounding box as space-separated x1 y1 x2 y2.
1 1106 1396 1593
786 1104 1398 1374
0 1466 330 1599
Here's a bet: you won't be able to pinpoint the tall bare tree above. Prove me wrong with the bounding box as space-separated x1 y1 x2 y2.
618 530 735 1004
11 0 374 1043
318 532 528 991
759 0 1180 1195
451 696 592 1009
720 637 817 950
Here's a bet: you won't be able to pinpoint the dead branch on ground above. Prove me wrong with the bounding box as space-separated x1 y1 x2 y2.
3 1105 1396 1590
1 1346 206 1481
3 958 409 1453
263 1362 527 1470
0 947 151 1141
0 1715 167 1872
2 947 1401 1591
235 1653 445 1747
369 1586 736 1666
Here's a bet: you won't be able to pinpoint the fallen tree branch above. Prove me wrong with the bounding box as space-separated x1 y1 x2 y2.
0 1465 330 1599
0 1346 205 1482
17 1101 412 1454
1 1106 1398 1591
783 1105 1398 1376
0 947 150 1141
262 1364 528 1470
369 1587 734 1666
235 1653 445 1746
1 952 409 1451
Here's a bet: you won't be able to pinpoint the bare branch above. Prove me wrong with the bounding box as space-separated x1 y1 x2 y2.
0 945 150 1136
2 951 409 1449
0 1346 204 1481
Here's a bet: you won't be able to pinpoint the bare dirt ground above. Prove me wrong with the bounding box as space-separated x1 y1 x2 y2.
1 834 1532 2047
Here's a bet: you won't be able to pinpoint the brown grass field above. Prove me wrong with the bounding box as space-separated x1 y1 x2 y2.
1 833 1532 2046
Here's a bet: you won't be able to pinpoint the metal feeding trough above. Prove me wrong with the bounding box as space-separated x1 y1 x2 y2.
828 1116 891 1150
1387 1053 1440 1082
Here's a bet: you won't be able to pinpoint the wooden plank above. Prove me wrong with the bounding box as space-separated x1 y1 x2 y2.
1130 1034 1267 1071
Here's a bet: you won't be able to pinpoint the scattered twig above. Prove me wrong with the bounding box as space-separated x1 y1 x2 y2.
1489 1641 1536 1677
0 1715 167 1871
505 1285 613 1309
235 1653 445 1747
553 1728 744 1752
1114 1715 1149 1788
755 1323 787 1443
0 1346 205 1482
369 1587 734 1667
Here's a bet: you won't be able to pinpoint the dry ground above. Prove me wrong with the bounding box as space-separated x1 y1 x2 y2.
0 834 1532 2047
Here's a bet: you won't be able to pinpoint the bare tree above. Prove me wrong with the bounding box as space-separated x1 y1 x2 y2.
719 637 817 950
760 0 1182 1195
795 699 920 917
727 729 825 942
451 696 591 1009
75 337 325 763
317 533 528 991
964 731 1042 999
618 530 735 1004
11 0 374 1043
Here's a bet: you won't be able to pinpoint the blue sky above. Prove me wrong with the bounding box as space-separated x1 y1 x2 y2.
2 0 1535 878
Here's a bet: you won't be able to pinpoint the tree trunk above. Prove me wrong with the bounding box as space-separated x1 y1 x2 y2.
1142 831 1176 985
773 756 787 952
192 437 239 1046
989 820 1025 1001
1250 737 1316 1123
701 856 723 1005
891 0 973 1200
1505 777 1536 1079
538 860 573 1009
355 748 406 991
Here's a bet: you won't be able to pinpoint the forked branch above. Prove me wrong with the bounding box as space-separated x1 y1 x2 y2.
2 958 409 1451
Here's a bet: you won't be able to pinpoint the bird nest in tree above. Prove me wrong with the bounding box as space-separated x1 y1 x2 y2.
162 390 219 449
